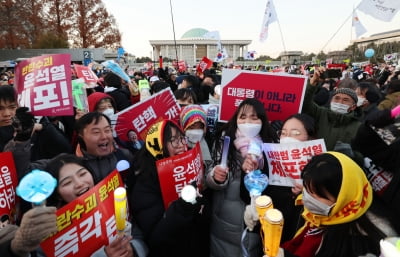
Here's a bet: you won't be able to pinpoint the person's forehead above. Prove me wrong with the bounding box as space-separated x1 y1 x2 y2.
84 117 110 130
0 99 16 107
334 93 352 99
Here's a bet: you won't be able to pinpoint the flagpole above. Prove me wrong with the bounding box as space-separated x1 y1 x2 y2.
276 19 287 54
169 0 179 63
319 11 353 53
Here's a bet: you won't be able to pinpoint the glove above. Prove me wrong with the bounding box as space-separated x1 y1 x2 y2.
391 105 400 118
12 107 35 141
0 224 18 244
11 206 58 256
244 205 259 231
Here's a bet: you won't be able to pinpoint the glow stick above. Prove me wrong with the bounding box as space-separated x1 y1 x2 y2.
220 136 230 168
114 187 127 235
16 169 57 206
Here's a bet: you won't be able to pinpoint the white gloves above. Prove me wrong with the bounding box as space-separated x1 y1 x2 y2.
244 205 259 231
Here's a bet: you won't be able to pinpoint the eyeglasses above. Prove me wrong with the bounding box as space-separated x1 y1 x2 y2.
169 136 188 147
277 129 302 138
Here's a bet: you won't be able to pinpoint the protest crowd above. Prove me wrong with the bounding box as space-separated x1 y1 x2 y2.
1 54 400 257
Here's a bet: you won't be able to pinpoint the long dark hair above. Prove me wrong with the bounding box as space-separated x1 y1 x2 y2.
46 154 95 208
212 98 278 172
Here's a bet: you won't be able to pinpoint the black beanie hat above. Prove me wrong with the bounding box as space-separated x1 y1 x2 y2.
104 72 121 87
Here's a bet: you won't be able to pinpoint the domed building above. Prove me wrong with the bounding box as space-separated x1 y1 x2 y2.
149 28 251 66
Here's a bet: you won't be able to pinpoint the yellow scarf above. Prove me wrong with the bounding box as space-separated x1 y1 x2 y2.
297 151 373 231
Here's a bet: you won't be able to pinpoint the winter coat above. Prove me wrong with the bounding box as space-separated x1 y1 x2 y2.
377 91 400 110
128 153 210 257
205 149 263 257
301 83 361 150
104 87 132 112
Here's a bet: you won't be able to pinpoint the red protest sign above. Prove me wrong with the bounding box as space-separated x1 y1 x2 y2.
156 143 204 209
41 170 123 257
14 54 73 116
73 64 99 88
196 57 213 73
0 152 19 224
219 69 307 122
263 139 326 187
114 88 181 142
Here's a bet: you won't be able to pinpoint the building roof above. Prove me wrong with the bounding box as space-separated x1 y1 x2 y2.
181 28 209 39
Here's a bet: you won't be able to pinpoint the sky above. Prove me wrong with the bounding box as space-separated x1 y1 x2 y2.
102 0 400 59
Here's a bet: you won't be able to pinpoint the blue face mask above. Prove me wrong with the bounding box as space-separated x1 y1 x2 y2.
302 189 335 216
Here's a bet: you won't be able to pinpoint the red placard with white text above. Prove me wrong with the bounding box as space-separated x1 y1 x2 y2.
156 143 204 209
114 88 181 142
263 139 326 187
73 64 98 88
219 69 307 122
41 170 123 257
0 152 19 224
14 54 73 116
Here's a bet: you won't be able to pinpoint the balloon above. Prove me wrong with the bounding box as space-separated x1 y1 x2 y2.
365 48 375 58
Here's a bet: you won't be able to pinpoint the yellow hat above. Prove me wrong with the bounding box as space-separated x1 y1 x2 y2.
145 120 183 159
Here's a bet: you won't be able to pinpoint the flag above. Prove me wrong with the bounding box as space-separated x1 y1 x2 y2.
204 30 222 52
215 47 229 62
357 0 400 22
245 51 257 60
352 10 367 38
259 0 278 42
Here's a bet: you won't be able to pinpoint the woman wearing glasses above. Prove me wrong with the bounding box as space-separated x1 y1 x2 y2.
126 120 210 257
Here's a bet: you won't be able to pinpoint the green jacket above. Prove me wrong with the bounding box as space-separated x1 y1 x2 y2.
302 83 361 151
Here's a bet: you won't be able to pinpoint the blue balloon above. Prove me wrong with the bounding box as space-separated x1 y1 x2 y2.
365 48 375 58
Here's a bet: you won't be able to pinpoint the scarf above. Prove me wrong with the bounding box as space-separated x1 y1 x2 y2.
297 151 373 230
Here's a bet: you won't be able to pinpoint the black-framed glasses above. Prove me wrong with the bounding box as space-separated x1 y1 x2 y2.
277 129 302 138
169 136 188 147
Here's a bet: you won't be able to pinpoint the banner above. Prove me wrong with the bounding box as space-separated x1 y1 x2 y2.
0 152 18 225
352 10 367 38
156 143 204 209
14 54 73 116
259 0 278 42
41 170 123 257
219 69 307 122
197 57 213 73
73 64 98 88
113 88 181 142
71 79 89 112
357 0 400 22
263 139 326 187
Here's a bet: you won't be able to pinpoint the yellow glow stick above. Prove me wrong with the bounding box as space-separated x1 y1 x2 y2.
114 187 127 235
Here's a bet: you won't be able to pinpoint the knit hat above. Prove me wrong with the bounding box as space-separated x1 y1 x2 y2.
332 88 358 104
180 105 207 132
146 120 183 159
104 72 121 87
87 92 115 112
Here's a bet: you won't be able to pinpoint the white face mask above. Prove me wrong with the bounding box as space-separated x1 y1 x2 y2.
185 129 204 143
330 102 349 114
237 123 262 138
357 96 366 107
102 108 115 119
279 137 301 144
302 189 335 216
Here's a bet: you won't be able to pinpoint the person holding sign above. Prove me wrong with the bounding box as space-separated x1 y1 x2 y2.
246 113 318 244
41 154 148 257
278 152 397 257
205 98 278 257
127 120 210 257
